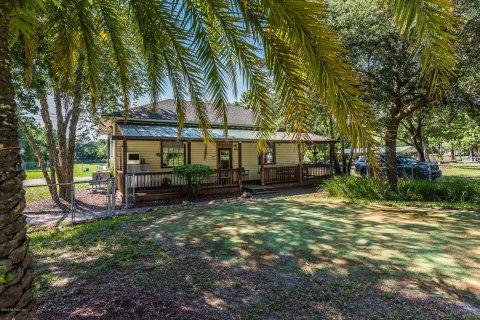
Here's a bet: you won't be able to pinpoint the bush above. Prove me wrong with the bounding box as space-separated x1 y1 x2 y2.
173 164 214 196
322 176 396 200
398 179 480 203
322 176 480 204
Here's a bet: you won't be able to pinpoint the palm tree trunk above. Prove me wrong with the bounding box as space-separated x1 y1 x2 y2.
0 11 37 319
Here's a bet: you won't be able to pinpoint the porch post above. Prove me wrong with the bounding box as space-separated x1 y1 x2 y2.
122 139 128 202
260 151 265 186
238 142 242 188
107 134 111 166
298 144 304 182
329 142 335 177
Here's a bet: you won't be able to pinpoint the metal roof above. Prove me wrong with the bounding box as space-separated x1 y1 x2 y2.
118 124 334 143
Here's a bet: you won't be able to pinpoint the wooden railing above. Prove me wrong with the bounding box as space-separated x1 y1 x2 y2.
202 168 243 189
126 168 246 193
130 172 185 193
264 164 331 184
303 164 331 180
264 166 300 184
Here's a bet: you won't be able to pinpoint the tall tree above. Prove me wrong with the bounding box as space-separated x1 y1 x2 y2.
328 0 458 187
1 0 458 318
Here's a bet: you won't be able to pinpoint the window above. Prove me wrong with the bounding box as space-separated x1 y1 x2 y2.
259 143 276 165
161 141 185 168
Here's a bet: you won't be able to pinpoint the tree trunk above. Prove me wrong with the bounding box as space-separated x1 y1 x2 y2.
404 118 425 161
346 152 354 176
385 120 399 189
18 119 60 203
0 11 37 319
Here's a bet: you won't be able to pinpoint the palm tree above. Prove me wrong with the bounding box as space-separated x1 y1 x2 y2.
0 0 457 317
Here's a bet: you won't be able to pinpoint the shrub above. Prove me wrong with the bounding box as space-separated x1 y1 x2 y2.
173 164 214 196
322 176 396 200
322 176 480 204
398 178 480 203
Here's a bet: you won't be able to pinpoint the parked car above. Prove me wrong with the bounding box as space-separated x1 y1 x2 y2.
354 155 442 180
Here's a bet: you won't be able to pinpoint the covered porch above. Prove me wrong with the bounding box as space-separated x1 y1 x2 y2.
111 124 336 202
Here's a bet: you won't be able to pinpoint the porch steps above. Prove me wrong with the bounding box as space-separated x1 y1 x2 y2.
242 184 277 195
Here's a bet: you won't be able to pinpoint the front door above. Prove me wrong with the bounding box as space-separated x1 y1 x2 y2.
218 149 232 169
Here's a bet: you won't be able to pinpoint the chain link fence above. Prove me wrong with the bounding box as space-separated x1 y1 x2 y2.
24 178 119 223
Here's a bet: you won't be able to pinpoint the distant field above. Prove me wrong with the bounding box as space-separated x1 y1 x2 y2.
25 163 106 180
439 163 480 182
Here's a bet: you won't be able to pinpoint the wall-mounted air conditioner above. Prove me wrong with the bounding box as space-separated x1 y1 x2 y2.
127 152 141 164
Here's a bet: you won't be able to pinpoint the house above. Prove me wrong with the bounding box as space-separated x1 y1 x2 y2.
101 99 337 202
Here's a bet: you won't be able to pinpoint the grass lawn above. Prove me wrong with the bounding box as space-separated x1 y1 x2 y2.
25 163 105 180
439 163 480 182
30 197 479 319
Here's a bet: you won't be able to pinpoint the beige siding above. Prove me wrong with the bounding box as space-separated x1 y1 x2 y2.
275 143 299 166
241 142 299 180
241 142 260 180
112 123 300 178
191 142 217 168
125 140 164 171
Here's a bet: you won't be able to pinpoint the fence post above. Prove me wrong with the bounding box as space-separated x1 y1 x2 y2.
107 180 111 216
125 174 129 210
132 173 136 204
70 183 75 224
112 178 116 215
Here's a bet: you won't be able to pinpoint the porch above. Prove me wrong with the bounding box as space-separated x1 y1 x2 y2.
115 164 332 202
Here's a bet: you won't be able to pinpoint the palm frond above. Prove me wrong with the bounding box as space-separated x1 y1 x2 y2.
97 0 132 112
384 0 458 96
72 0 101 108
9 0 45 83
239 0 378 150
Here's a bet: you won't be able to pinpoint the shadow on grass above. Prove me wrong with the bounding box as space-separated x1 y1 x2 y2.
30 198 480 319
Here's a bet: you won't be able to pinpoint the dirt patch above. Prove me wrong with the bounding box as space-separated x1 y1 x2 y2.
25 192 115 215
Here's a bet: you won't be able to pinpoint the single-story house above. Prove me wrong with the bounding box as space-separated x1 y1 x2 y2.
101 99 337 202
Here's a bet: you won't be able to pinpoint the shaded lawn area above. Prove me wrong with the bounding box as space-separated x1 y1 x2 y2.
30 197 480 319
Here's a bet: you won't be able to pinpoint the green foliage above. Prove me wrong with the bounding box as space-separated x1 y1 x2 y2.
9 0 458 153
323 176 480 203
172 164 214 196
398 179 480 203
323 176 396 200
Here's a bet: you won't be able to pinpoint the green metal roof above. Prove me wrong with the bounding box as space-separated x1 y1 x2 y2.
118 124 334 143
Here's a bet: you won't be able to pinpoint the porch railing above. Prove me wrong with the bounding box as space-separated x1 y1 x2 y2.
264 166 301 184
118 164 329 196
303 164 331 180
264 164 331 184
127 168 246 193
